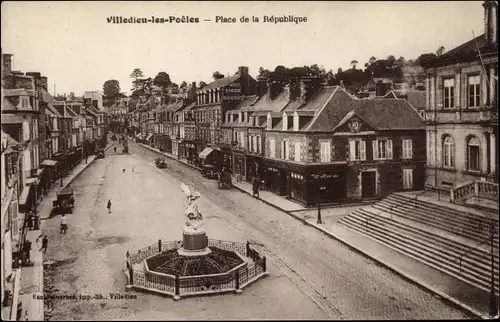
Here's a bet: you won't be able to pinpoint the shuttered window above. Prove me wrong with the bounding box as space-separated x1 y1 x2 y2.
294 142 301 162
373 139 392 160
320 140 331 163
402 139 413 159
269 138 276 158
350 139 366 161
403 168 413 189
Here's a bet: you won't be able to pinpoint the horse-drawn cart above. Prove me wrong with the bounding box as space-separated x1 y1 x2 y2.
217 172 232 189
51 187 75 215
155 158 168 169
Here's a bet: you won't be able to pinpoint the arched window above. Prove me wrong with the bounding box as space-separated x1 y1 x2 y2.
443 135 455 168
467 136 480 171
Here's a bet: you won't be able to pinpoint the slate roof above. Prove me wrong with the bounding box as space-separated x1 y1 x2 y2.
384 90 426 109
306 88 424 132
46 103 63 117
2 97 17 111
251 88 289 115
198 74 240 92
433 33 498 66
236 95 259 112
352 98 425 130
164 100 184 112
1 129 19 147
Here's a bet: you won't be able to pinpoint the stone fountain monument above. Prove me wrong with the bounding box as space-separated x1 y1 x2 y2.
178 183 211 256
124 183 268 300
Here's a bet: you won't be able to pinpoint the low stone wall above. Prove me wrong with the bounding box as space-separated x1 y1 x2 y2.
125 239 268 299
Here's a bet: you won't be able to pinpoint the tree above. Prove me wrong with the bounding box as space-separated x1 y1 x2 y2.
258 67 271 79
436 46 445 57
153 72 171 94
416 52 438 68
180 81 188 88
130 68 144 82
368 56 377 65
102 79 120 101
350 60 359 69
132 77 153 98
198 81 207 89
212 71 225 80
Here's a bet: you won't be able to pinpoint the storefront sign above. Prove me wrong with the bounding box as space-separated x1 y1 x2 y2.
223 83 242 101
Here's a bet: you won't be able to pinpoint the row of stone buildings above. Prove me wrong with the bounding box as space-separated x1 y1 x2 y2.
1 53 107 315
111 1 497 208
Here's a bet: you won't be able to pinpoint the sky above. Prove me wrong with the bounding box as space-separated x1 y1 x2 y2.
1 1 485 96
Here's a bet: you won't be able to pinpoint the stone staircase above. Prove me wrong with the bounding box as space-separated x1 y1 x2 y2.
339 193 499 295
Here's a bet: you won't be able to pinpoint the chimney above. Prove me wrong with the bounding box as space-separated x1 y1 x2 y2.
299 76 322 105
238 66 249 77
257 76 267 97
484 1 498 45
267 80 283 100
40 76 48 90
288 77 301 101
2 53 12 76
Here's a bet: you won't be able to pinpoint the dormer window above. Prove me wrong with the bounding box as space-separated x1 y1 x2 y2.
282 112 288 130
293 112 299 131
225 113 229 123
266 113 272 130
230 113 234 123
244 112 248 123
238 112 242 123
17 96 32 109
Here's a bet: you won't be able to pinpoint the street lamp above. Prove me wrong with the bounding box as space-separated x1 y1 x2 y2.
311 172 326 224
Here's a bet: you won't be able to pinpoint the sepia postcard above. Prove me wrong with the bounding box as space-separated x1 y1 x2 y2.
1 1 498 320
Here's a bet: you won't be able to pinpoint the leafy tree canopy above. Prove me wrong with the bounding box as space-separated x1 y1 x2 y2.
153 72 171 91
212 71 225 80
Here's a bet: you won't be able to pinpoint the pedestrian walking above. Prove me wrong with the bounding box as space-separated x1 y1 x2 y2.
39 235 48 253
26 211 33 230
107 199 112 213
122 168 126 173
23 240 32 264
252 176 260 198
114 146 117 154
60 214 68 234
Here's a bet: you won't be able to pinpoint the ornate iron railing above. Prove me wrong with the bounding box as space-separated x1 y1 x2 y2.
126 239 267 298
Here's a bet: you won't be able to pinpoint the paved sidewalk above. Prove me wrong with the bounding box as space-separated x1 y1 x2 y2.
133 139 493 318
233 181 492 319
20 144 113 321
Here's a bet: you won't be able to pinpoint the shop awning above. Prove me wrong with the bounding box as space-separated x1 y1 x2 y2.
146 133 153 141
199 147 214 159
41 159 58 166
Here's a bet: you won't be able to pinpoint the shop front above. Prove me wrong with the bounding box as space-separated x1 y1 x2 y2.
199 146 217 167
215 146 232 173
304 166 348 206
232 152 246 179
245 154 263 182
184 142 197 163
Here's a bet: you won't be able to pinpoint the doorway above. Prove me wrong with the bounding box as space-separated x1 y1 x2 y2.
361 171 376 199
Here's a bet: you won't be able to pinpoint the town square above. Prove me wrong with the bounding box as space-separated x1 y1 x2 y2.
1 1 498 320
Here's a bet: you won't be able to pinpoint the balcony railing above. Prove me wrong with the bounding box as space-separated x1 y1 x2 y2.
450 180 499 203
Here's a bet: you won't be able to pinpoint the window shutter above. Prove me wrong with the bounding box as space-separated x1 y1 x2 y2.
349 140 356 161
281 141 285 159
295 142 301 162
373 140 379 160
408 140 413 159
360 140 366 161
387 140 393 159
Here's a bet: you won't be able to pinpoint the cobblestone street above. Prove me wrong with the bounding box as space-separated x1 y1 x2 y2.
38 142 472 320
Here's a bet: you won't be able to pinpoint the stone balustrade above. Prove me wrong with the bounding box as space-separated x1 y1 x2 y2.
450 180 499 203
